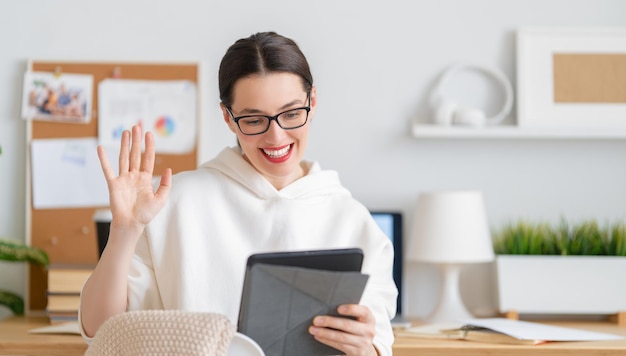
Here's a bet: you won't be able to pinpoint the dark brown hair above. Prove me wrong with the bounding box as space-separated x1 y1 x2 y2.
218 32 313 108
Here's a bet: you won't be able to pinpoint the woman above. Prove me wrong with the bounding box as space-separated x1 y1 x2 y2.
80 31 397 356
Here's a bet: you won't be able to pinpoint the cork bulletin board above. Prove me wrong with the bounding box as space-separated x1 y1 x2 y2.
26 61 200 311
516 27 626 129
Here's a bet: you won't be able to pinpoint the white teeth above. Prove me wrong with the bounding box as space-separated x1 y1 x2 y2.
262 145 290 158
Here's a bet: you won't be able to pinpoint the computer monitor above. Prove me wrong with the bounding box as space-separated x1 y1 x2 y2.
370 211 403 316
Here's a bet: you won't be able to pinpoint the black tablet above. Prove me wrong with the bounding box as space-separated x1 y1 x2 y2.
245 247 364 272
238 248 366 355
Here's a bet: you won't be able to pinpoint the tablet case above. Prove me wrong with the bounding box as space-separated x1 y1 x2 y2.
245 248 364 272
238 263 369 356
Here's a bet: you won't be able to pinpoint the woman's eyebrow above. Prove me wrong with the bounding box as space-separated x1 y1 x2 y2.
238 98 305 115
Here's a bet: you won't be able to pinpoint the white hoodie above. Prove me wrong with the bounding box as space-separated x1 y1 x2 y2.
118 147 396 355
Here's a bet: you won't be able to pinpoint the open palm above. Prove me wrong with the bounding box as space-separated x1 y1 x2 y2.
97 125 171 231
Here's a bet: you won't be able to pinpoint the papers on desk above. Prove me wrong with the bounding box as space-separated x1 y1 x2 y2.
29 321 80 335
396 318 624 345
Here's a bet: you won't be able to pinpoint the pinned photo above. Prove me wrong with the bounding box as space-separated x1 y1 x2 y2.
22 71 93 123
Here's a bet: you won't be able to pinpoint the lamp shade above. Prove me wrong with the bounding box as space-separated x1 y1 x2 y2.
407 190 494 264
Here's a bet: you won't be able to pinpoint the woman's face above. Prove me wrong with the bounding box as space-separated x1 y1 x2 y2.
222 73 316 189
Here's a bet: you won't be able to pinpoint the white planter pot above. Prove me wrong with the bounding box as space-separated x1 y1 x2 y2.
496 255 626 315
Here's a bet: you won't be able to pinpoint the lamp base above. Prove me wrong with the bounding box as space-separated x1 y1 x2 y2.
426 263 474 323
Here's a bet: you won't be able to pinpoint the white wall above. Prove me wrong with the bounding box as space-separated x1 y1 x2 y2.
1 0 626 320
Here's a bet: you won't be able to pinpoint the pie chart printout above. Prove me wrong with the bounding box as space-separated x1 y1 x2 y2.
155 115 175 137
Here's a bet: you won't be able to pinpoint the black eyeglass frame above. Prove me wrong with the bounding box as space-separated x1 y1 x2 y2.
226 93 311 136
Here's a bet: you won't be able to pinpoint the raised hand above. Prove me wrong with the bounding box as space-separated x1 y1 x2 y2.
82 125 172 338
97 125 172 235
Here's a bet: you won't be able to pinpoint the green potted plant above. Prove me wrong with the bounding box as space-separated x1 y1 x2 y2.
493 219 626 317
1 144 49 315
0 239 49 315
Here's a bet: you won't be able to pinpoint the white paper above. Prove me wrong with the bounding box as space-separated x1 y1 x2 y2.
29 321 80 335
22 71 93 123
396 322 465 338
98 79 197 154
461 318 624 342
31 138 119 209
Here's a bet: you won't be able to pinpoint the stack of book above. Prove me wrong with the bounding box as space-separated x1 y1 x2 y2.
46 264 94 324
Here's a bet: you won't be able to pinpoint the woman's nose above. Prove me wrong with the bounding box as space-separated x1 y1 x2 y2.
263 120 286 140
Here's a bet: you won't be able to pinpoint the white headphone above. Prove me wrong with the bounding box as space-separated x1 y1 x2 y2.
429 64 513 126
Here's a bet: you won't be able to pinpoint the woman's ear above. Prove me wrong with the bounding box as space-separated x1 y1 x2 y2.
308 86 317 117
220 104 238 134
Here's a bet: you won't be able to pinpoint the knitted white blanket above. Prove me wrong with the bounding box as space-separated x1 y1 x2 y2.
85 310 235 356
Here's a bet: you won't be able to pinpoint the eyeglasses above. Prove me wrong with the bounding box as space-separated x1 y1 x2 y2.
226 94 311 135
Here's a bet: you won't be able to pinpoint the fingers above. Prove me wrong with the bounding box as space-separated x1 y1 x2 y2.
109 124 171 198
142 131 155 175
309 305 376 355
129 125 142 171
97 145 114 181
154 168 172 203
118 130 130 173
309 321 375 356
338 304 375 324
119 125 155 174
311 309 375 336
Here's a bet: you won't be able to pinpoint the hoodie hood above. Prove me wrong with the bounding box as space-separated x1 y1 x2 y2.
199 147 351 200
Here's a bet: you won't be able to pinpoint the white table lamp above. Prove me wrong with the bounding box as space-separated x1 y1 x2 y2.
407 190 494 323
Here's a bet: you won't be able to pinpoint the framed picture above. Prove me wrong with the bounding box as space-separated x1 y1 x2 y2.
517 27 626 129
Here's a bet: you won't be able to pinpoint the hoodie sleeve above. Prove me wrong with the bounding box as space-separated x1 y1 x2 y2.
127 231 164 311
359 222 397 356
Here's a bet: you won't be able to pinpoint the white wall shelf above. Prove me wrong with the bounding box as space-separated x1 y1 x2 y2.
411 124 626 140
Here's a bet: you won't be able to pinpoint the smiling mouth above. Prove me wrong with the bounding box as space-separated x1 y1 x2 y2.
262 144 291 158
